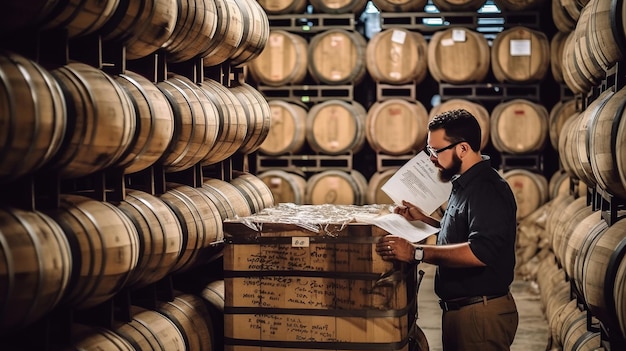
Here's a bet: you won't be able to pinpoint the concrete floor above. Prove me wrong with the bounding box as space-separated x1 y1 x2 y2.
415 263 550 351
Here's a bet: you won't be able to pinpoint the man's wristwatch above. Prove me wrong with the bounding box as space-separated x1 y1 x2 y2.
414 246 424 264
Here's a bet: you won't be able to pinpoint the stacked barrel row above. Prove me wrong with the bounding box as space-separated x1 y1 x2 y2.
1 0 269 68
0 51 272 183
249 25 552 88
530 193 626 349
0 172 274 339
551 0 626 95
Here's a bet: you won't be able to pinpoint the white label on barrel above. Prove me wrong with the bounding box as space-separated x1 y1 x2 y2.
441 38 454 47
452 29 466 42
391 30 406 44
510 39 531 56
292 237 310 247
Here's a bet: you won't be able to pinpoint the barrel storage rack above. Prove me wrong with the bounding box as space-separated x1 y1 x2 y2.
249 2 561 210
565 60 626 351
0 22 256 350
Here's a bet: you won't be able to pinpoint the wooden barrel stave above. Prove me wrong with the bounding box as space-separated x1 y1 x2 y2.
47 194 140 309
114 71 175 174
156 74 219 172
50 62 136 179
308 29 367 85
259 100 307 155
0 207 72 333
200 79 248 166
366 99 429 155
0 51 66 183
306 100 367 155
117 189 183 289
258 170 307 205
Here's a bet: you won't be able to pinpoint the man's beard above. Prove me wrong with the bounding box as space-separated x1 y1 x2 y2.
438 153 462 182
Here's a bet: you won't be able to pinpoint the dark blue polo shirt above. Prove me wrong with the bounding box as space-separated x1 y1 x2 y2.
434 156 517 300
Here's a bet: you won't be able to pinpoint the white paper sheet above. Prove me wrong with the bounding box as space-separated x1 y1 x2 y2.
355 213 438 243
381 151 452 215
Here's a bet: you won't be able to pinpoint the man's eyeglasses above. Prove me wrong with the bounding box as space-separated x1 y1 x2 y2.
425 140 465 158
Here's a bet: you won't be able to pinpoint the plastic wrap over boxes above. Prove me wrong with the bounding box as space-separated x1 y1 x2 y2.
222 203 419 351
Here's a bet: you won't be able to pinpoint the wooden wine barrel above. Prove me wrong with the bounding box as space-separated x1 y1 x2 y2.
0 207 71 333
115 306 186 350
586 0 626 72
50 62 136 179
558 114 581 178
0 51 66 183
552 299 579 349
66 324 135 351
114 71 175 174
573 89 614 188
545 194 575 257
259 100 308 155
581 219 626 329
256 0 307 14
305 169 368 205
561 306 600 351
100 0 178 60
248 30 308 86
308 0 368 13
156 74 220 172
589 86 626 198
569 212 608 295
551 200 596 280
550 31 569 84
562 31 593 94
229 0 270 66
431 0 486 11
306 100 367 155
42 0 120 38
371 0 427 12
365 28 428 85
230 171 275 213
202 0 244 67
201 178 253 219
551 0 576 33
548 99 577 151
573 4 605 87
161 0 218 63
160 183 223 273
427 27 490 84
202 280 225 313
615 243 626 340
491 26 550 83
258 170 307 204
47 194 140 310
199 78 248 166
117 189 183 289
367 168 398 205
366 98 429 155
0 0 61 34
502 169 549 221
493 0 546 10
549 196 588 266
548 168 587 199
157 293 215 351
561 0 584 22
229 83 271 155
308 29 367 85
619 98 626 194
429 99 490 151
490 99 549 154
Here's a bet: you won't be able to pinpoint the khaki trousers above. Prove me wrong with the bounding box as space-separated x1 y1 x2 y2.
441 292 518 351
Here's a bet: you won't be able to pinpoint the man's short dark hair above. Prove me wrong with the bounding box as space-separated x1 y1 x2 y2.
428 108 481 151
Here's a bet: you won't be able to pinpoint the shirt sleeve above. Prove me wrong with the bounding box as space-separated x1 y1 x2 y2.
466 178 517 267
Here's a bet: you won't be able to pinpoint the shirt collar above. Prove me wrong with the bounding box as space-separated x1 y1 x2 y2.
452 155 492 190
